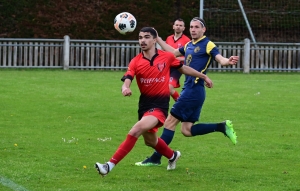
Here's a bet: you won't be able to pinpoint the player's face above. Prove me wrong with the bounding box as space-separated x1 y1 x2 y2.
173 20 185 34
138 32 156 51
189 21 206 40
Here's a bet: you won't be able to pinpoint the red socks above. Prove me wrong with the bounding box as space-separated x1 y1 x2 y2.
154 138 174 159
109 134 138 165
171 91 180 101
109 135 174 165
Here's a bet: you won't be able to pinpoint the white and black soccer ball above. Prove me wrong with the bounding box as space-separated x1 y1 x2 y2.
114 12 137 35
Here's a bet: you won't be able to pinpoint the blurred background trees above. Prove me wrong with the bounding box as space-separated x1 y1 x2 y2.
0 0 299 42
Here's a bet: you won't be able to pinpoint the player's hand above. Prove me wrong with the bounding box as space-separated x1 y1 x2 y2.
152 27 159 37
228 56 239 65
122 87 132 96
204 76 213 88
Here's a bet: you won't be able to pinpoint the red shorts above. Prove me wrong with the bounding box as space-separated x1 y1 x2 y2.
142 108 167 133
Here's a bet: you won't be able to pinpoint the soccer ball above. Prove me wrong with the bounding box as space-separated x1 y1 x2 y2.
114 12 137 35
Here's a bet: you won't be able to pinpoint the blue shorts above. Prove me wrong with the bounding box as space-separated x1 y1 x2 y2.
170 86 205 123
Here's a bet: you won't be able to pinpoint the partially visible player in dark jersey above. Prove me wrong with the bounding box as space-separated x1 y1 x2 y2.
95 27 213 177
166 18 190 101
135 18 239 168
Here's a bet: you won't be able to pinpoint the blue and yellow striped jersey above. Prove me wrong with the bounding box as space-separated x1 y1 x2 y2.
179 35 220 87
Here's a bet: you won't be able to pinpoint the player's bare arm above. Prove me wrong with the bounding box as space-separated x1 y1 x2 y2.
156 36 182 57
176 57 185 62
178 65 213 88
121 79 132 96
215 54 239 66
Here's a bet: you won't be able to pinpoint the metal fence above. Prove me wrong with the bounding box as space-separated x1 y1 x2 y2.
0 36 300 72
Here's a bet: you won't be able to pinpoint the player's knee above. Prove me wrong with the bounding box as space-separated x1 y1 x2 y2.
181 127 192 137
143 139 156 147
164 118 178 131
144 141 151 147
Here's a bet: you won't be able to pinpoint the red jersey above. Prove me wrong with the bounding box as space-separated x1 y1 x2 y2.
166 34 190 65
165 34 190 49
122 49 182 117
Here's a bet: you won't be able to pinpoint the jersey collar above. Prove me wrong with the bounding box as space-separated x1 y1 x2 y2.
192 35 206 45
142 48 159 66
173 34 183 42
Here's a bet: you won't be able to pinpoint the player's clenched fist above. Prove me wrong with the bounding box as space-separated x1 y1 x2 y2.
122 87 132 96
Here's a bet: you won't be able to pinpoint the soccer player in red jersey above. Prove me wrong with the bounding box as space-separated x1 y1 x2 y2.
135 18 239 168
166 18 190 101
95 27 213 177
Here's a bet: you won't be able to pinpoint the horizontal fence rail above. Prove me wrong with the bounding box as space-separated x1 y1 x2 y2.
68 39 140 70
0 36 299 72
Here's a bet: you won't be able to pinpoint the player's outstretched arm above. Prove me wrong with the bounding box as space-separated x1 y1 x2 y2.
121 79 132 96
215 54 239 66
178 65 213 88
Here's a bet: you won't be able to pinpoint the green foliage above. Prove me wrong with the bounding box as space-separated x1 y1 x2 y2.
0 70 299 191
0 0 299 42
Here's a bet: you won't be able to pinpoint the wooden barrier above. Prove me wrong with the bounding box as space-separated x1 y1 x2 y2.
0 37 299 72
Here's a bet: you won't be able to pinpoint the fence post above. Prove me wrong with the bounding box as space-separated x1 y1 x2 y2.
243 38 250 73
63 35 70 70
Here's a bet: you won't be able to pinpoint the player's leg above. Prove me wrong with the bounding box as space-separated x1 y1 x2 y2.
179 88 237 144
142 130 181 170
184 120 237 144
169 84 180 101
169 69 181 101
95 115 160 176
135 94 192 167
180 103 221 137
135 114 180 166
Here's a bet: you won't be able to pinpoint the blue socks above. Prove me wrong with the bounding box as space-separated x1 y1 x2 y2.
191 122 224 136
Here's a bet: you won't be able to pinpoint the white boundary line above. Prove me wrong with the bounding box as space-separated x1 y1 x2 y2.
0 176 29 191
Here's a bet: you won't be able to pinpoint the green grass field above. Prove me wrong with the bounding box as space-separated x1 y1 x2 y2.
0 70 299 191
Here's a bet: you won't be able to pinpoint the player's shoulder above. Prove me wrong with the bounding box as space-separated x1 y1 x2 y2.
203 36 213 43
185 40 193 47
157 49 174 58
165 34 174 41
157 49 172 55
133 52 143 59
193 36 211 46
130 53 143 63
166 34 174 39
204 36 216 47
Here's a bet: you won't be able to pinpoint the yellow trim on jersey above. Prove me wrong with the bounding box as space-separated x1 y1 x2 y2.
200 57 211 73
183 41 191 52
206 41 216 53
198 41 216 73
192 35 206 45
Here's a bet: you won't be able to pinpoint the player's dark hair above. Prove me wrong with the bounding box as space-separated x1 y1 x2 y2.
174 18 185 25
140 27 157 38
191 17 206 27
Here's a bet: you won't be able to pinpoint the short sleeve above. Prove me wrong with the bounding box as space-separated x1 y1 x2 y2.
170 54 183 69
206 41 220 59
121 58 136 81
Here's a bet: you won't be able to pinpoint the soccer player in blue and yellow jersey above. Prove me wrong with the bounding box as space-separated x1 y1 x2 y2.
166 18 191 101
95 27 214 176
135 18 239 167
